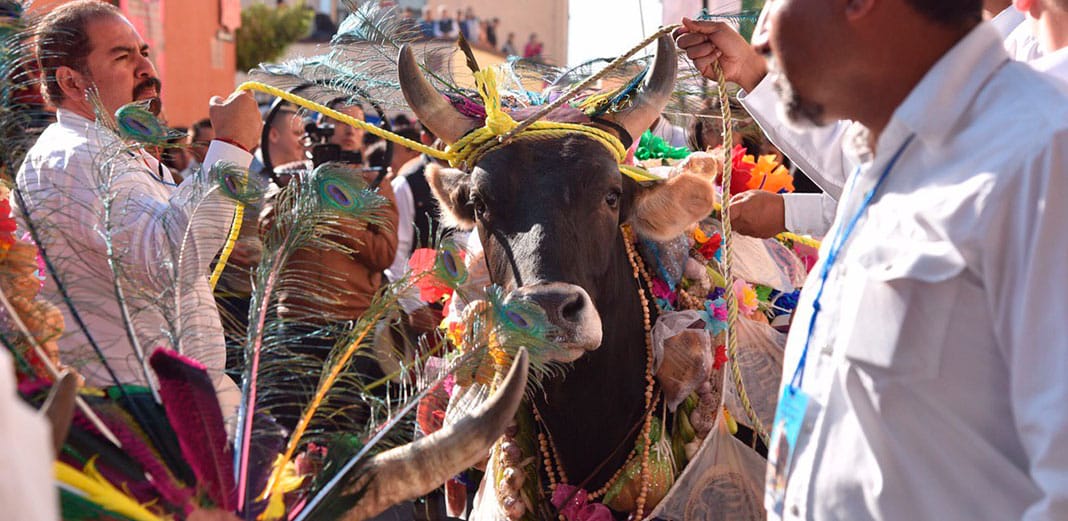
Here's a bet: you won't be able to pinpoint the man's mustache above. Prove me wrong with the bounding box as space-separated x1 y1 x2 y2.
133 77 162 98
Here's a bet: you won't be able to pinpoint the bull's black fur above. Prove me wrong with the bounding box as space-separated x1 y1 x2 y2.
468 135 653 492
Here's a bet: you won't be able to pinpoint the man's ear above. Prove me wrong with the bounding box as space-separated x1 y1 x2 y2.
425 162 475 229
627 163 716 241
267 126 279 144
55 66 87 102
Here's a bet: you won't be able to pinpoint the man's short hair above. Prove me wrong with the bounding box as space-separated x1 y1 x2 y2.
270 107 299 132
393 125 421 143
191 118 212 141
902 0 982 27
35 0 122 106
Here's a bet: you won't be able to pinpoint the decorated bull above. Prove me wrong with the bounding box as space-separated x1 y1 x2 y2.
397 34 756 520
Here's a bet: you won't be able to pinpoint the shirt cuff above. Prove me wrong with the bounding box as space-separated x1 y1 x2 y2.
738 75 780 127
784 192 835 237
203 140 254 174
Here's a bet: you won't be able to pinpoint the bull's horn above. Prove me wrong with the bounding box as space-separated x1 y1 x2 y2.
342 348 530 521
603 33 678 143
398 44 479 144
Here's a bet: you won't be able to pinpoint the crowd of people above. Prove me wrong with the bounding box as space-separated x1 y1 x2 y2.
4 0 1068 519
399 4 546 61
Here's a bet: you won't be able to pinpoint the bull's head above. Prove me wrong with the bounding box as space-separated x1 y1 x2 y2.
400 35 715 363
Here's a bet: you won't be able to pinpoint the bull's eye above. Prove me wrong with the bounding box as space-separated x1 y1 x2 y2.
605 189 621 210
471 196 488 220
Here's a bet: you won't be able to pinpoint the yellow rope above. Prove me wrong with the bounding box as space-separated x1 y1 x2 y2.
714 62 768 446
236 81 447 160
209 204 244 290
235 77 646 180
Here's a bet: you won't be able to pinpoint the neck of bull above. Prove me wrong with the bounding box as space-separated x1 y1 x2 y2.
534 230 650 495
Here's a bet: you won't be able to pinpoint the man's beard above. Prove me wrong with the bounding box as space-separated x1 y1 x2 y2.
767 56 826 130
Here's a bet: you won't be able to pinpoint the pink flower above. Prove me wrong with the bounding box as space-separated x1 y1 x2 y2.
551 485 614 521
712 298 728 322
733 279 758 316
652 277 675 302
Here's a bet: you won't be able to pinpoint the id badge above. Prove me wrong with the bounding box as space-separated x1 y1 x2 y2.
765 386 820 518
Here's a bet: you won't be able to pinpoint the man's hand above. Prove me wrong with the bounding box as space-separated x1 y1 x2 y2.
729 190 786 238
209 90 262 152
675 17 768 92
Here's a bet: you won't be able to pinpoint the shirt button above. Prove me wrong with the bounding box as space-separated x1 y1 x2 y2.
820 344 833 356
790 505 801 517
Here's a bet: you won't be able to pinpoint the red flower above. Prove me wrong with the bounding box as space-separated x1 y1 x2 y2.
717 144 754 197
408 248 456 303
713 344 728 370
697 232 722 260
0 198 16 247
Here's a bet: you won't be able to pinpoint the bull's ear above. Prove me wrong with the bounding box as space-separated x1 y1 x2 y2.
627 165 717 241
426 163 476 230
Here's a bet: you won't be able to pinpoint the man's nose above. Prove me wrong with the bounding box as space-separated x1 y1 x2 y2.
136 54 157 78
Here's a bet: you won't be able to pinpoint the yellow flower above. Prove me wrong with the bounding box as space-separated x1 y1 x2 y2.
693 226 710 245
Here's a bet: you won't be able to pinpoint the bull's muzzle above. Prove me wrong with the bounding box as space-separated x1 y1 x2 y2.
512 282 602 362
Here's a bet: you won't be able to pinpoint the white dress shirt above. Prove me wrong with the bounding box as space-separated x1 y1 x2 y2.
16 109 251 411
739 82 859 236
990 6 1025 39
774 24 1068 520
1033 47 1068 91
386 174 416 283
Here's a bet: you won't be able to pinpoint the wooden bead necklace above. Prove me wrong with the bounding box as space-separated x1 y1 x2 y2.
532 225 660 519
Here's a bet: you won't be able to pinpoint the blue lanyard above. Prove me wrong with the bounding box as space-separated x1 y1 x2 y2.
789 134 916 393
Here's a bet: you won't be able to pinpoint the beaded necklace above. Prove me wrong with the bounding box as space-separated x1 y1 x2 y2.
525 224 661 520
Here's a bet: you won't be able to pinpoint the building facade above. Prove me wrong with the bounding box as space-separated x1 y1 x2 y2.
30 0 241 127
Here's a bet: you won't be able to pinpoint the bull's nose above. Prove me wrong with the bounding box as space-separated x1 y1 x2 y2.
512 283 602 361
523 286 586 326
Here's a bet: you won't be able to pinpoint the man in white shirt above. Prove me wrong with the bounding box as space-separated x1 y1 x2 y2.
680 1 1068 519
16 1 261 406
681 1 1043 239
1018 0 1068 84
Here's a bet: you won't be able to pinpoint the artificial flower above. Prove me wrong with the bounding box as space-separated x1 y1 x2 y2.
713 344 728 370
733 279 759 316
408 247 459 304
697 232 722 260
745 154 795 194
710 298 728 322
715 144 754 196
651 277 676 305
552 484 613 521
0 187 17 249
693 226 710 245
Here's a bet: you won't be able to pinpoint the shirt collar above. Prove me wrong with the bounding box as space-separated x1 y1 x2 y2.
890 23 1009 147
990 7 1024 39
55 107 95 128
1032 46 1068 75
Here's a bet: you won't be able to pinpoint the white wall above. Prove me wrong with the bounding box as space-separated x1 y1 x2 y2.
567 0 663 67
